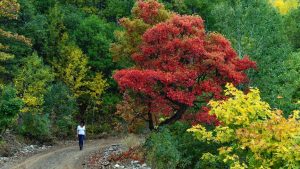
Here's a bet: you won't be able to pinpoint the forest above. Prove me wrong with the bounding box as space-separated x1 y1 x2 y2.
1 0 300 168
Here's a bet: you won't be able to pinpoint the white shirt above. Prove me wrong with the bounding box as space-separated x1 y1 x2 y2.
77 125 86 135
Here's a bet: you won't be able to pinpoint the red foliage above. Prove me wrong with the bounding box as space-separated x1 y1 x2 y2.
186 106 220 126
133 0 165 24
114 1 256 127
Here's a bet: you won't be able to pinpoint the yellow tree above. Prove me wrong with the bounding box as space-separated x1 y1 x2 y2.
54 34 108 114
14 54 54 114
269 0 299 14
188 84 300 168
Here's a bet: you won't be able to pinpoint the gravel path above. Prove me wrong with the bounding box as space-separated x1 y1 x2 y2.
0 138 121 169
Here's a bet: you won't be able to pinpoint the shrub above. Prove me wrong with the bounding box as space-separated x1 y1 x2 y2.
0 85 23 134
145 122 219 169
43 82 77 138
145 128 180 169
86 123 111 137
188 83 300 168
18 113 51 142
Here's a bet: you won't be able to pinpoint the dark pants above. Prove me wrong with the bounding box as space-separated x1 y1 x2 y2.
78 134 85 150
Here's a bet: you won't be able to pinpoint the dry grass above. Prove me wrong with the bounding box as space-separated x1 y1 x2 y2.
121 134 145 149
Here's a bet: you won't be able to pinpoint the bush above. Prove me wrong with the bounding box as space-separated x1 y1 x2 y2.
18 113 51 142
43 82 77 138
0 85 23 134
145 128 180 169
86 123 112 137
189 83 300 168
145 122 219 169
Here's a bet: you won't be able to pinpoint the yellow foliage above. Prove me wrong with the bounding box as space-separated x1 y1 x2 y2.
57 40 108 104
14 54 54 114
188 83 300 168
269 0 299 14
187 124 213 142
0 0 20 19
209 83 272 127
236 110 300 167
86 73 108 104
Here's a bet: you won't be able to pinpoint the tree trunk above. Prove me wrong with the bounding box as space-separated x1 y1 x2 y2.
148 110 154 130
147 101 154 130
159 105 187 126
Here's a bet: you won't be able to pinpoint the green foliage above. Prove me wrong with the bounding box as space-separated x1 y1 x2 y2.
61 4 85 33
209 0 292 113
146 122 219 169
2 0 299 149
0 0 32 80
0 52 14 81
1 0 127 141
43 82 77 138
101 92 121 120
46 3 66 61
101 0 135 22
0 85 23 134
277 51 300 112
21 14 49 57
75 15 116 74
146 128 180 169
160 0 221 29
86 123 111 136
284 7 300 49
18 113 51 141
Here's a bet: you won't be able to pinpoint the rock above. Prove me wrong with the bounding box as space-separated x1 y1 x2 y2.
102 161 110 166
0 157 9 162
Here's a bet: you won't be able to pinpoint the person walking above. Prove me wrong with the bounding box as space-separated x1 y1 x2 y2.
77 121 86 150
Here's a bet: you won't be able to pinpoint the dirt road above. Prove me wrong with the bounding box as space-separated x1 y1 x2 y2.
1 138 121 169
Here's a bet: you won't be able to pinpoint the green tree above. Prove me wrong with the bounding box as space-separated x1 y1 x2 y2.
21 14 49 57
14 53 54 140
19 113 51 141
0 85 23 134
277 52 300 111
0 0 32 81
75 15 116 75
210 0 292 112
44 82 77 138
284 7 300 49
160 0 221 29
101 0 135 22
46 3 66 63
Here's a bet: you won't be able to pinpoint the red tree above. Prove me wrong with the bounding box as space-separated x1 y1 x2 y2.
113 1 256 130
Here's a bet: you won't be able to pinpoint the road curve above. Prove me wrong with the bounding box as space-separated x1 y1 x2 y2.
1 138 121 169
